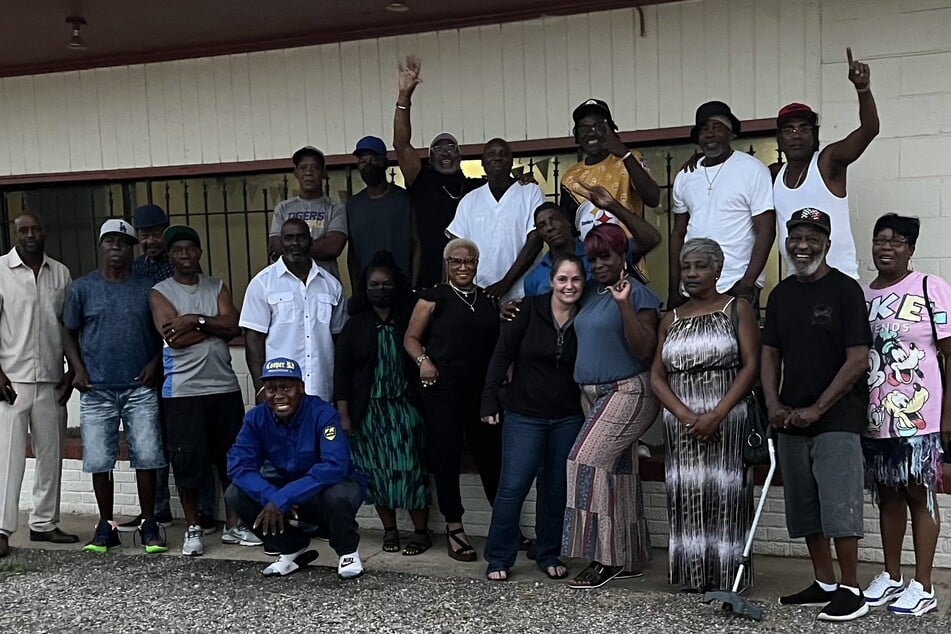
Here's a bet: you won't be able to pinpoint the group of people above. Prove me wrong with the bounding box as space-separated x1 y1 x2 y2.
0 49 946 620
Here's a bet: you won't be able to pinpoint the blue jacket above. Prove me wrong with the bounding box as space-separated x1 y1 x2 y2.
227 395 366 513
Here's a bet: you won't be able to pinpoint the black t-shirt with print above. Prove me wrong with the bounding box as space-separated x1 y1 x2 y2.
761 268 872 435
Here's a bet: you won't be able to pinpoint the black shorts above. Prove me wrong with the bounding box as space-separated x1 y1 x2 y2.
163 391 244 488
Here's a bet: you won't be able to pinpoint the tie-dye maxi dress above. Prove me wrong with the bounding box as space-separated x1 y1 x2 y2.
661 299 753 591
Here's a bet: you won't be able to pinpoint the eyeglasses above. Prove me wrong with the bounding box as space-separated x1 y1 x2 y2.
780 124 815 136
446 256 478 268
872 237 910 247
430 143 459 154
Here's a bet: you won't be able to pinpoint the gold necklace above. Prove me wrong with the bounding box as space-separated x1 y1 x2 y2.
448 281 477 311
784 163 808 189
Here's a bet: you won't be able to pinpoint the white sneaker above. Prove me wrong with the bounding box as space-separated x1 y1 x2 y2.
864 571 904 607
888 579 937 616
182 525 204 557
221 523 263 546
338 551 364 579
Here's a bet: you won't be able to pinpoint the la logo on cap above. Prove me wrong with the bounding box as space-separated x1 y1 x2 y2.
119 223 128 233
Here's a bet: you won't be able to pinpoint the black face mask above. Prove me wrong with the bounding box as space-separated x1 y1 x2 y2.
367 287 395 308
360 164 387 187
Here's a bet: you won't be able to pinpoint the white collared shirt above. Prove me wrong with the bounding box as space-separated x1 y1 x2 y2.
0 248 72 383
239 258 347 400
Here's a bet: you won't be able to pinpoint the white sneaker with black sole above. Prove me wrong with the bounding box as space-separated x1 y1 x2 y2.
182 525 204 557
817 587 869 622
887 580 937 616
338 551 364 579
863 571 904 607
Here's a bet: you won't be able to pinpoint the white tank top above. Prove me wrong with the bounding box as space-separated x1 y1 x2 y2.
774 152 859 279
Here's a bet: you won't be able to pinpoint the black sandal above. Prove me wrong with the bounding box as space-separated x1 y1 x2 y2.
402 529 432 556
446 526 477 562
566 561 622 589
382 526 401 553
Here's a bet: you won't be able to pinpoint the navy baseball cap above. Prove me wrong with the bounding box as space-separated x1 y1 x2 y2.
261 357 303 381
353 136 387 156
133 204 169 230
786 208 832 235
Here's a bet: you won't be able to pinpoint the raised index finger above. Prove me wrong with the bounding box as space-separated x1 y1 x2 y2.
846 47 853 64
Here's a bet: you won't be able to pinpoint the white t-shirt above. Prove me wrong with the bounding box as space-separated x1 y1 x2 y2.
239 258 348 401
446 182 544 303
672 151 774 292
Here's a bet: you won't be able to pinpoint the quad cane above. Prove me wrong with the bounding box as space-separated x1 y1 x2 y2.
701 428 777 621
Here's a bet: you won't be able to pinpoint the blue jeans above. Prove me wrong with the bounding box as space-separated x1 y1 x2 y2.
79 386 164 473
484 412 583 572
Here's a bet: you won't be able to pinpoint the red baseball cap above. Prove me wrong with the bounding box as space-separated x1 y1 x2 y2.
777 103 819 127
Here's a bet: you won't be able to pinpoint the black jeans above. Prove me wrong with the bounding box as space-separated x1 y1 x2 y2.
420 380 502 523
225 479 362 556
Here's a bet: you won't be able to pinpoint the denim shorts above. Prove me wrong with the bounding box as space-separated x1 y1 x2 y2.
777 431 864 539
80 386 165 473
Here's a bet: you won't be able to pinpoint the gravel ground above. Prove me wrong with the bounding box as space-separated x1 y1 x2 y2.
2 549 950 633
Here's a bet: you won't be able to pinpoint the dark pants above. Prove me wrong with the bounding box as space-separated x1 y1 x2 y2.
484 412 583 572
155 395 217 520
421 381 502 523
225 480 362 556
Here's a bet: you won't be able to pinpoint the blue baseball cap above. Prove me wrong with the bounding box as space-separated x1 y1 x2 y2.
133 204 169 230
353 136 387 156
261 357 303 381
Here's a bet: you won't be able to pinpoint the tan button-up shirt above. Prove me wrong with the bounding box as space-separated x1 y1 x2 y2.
0 248 72 383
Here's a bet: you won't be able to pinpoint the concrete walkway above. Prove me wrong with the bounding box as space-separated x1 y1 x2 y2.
3 512 951 633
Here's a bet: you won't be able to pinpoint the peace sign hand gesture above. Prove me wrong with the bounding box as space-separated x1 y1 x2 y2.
846 47 870 91
398 55 422 98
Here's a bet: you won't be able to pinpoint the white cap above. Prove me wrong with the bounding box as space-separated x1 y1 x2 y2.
99 219 138 244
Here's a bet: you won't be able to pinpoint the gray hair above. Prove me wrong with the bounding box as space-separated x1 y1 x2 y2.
443 238 480 260
680 238 724 272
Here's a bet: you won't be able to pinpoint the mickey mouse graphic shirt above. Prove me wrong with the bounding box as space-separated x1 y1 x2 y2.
864 271 951 439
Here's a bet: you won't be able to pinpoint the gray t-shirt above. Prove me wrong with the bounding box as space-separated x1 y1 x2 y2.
346 185 413 277
270 196 348 279
153 275 240 398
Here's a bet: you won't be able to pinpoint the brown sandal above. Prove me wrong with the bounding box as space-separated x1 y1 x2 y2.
382 526 400 553
402 529 432 556
446 526 477 562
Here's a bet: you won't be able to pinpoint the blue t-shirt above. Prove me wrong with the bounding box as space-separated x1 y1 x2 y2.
573 275 661 384
63 270 160 390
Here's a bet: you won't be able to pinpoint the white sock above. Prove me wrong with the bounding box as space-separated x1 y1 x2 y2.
262 546 308 576
817 579 838 592
338 551 364 578
839 584 860 596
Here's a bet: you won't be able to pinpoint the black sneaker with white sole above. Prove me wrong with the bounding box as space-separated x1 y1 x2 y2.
817 588 869 622
779 581 837 606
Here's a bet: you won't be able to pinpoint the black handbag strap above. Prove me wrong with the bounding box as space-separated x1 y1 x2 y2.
922 275 947 383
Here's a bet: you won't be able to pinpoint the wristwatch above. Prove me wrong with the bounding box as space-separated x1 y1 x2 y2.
196 316 206 331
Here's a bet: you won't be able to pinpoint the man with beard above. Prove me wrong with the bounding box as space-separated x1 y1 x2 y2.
393 56 486 289
668 101 775 311
0 212 78 557
560 99 660 246
268 146 348 281
772 48 878 280
241 219 348 403
345 136 415 285
761 208 872 622
446 138 544 303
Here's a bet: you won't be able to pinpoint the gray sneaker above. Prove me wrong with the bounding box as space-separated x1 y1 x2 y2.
182 525 204 557
221 523 263 546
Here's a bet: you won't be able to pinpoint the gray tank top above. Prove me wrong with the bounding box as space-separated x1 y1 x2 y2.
153 275 241 398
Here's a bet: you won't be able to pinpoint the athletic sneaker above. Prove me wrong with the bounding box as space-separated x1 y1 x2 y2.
138 518 169 554
82 520 121 554
817 587 869 622
117 513 173 533
182 525 204 557
778 581 837 606
221 523 263 547
888 579 937 616
864 571 904 607
338 551 364 580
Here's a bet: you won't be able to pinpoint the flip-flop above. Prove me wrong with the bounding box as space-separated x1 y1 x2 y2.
567 562 622 589
486 568 509 582
544 564 569 580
